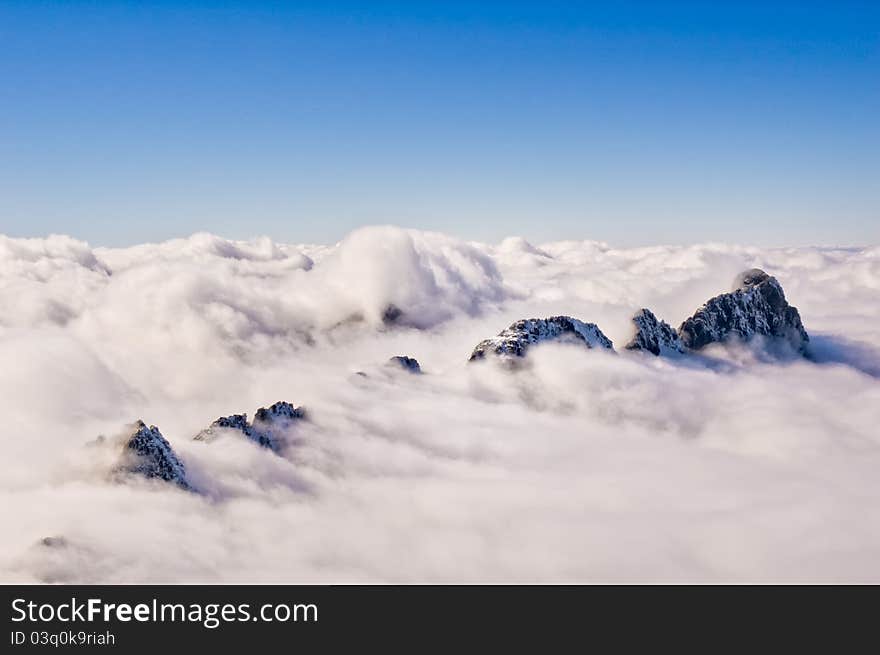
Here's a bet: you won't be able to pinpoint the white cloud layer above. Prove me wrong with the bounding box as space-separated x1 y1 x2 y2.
1 226 879 582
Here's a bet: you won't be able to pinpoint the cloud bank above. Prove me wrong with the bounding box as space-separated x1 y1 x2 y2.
1 226 879 582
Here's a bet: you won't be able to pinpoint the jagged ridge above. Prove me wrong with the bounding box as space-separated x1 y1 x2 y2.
195 401 304 452
469 316 613 361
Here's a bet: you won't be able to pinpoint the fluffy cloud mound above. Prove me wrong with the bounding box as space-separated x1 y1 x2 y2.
304 226 505 329
0 234 111 329
1 227 879 582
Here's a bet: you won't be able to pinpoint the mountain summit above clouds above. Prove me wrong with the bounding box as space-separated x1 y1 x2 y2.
120 421 191 490
102 401 305 491
387 355 422 373
469 316 614 361
677 268 810 353
472 269 810 361
625 309 686 356
112 264 812 492
9 228 876 584
195 401 305 452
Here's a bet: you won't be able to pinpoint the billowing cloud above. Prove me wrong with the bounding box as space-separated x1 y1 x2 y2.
1 226 878 582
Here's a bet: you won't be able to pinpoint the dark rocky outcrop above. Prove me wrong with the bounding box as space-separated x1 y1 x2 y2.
388 355 422 373
122 421 191 489
195 401 304 452
254 400 304 424
678 269 809 352
625 309 685 356
469 316 613 361
211 414 251 432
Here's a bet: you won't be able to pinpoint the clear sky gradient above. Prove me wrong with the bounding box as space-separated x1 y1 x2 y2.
1 1 877 246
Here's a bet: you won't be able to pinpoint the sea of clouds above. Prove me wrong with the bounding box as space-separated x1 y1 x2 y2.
1 225 879 582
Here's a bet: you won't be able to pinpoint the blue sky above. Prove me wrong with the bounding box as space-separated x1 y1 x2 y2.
1 1 877 246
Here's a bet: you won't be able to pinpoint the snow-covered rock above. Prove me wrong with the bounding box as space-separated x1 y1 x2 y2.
469 316 614 361
625 309 685 356
678 268 810 352
387 355 422 373
254 400 304 424
195 401 304 452
121 421 191 489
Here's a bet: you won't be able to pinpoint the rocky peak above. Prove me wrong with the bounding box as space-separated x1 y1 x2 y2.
469 316 613 361
196 401 304 452
678 269 809 352
254 400 304 423
388 355 422 373
122 420 191 489
625 309 685 356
